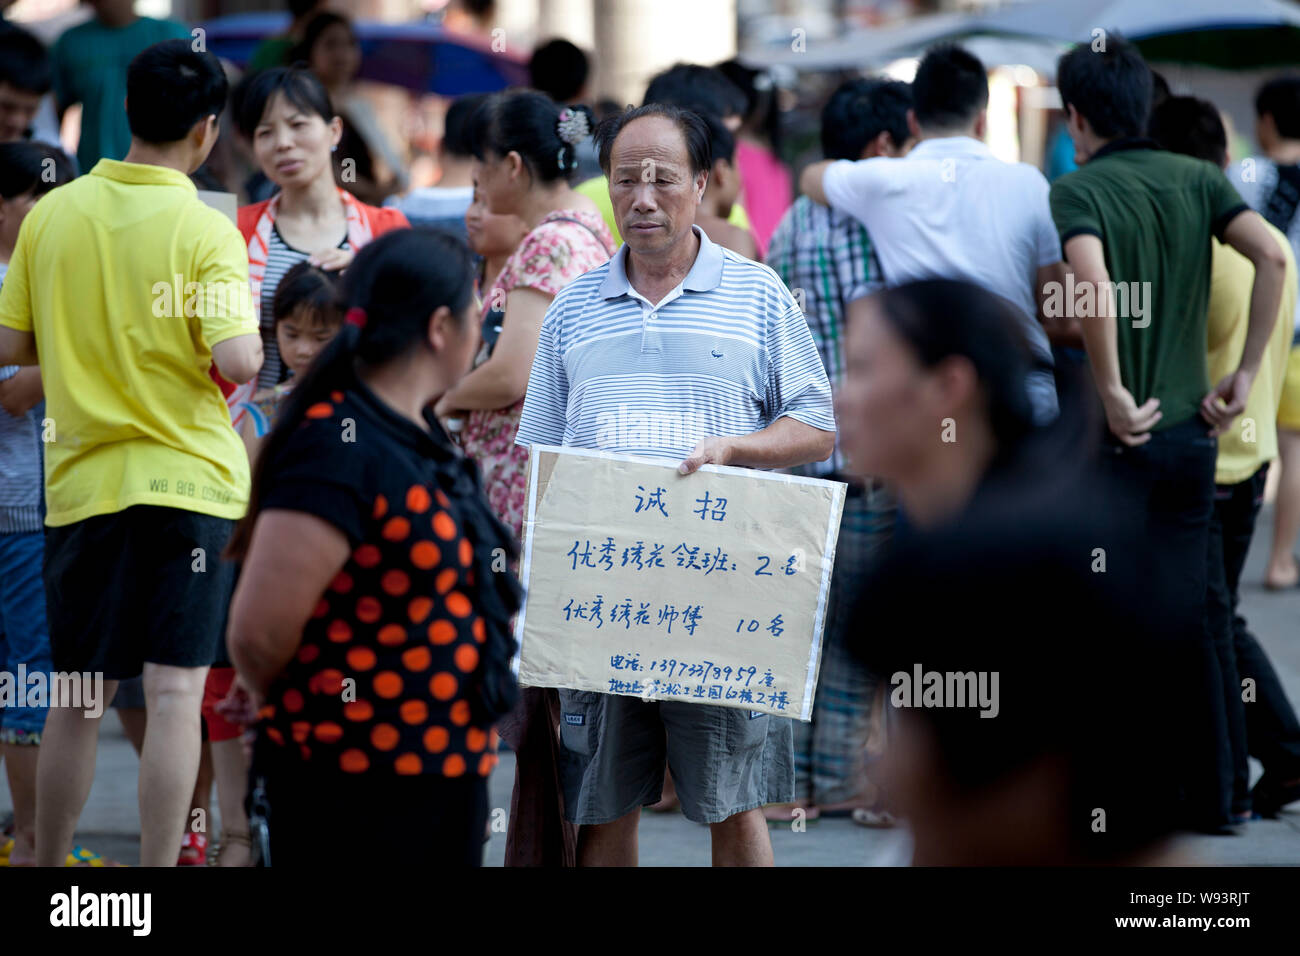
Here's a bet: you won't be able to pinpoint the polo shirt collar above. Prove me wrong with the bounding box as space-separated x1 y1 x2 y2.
1089 136 1162 162
909 136 993 160
90 158 197 192
599 225 724 300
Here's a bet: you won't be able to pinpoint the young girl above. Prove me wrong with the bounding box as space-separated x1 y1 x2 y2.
236 263 344 466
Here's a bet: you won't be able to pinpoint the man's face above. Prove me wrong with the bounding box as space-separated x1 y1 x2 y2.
608 115 706 257
0 83 41 143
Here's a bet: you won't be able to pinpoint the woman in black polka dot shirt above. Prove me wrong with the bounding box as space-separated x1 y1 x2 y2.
226 230 521 867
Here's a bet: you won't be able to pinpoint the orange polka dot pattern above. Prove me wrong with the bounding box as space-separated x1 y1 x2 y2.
256 391 498 778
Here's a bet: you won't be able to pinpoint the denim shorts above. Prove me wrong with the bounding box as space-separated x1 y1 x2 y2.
0 531 52 742
556 689 795 825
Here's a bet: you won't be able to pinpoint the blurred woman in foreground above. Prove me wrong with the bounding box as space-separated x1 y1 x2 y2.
836 279 1184 865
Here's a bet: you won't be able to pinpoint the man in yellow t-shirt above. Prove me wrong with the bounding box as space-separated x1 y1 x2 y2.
0 40 263 867
1151 95 1300 822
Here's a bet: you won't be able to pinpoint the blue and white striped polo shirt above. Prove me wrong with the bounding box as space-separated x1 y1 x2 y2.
516 226 835 459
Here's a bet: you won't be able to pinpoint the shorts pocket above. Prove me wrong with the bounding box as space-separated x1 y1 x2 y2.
723 705 769 756
557 688 601 756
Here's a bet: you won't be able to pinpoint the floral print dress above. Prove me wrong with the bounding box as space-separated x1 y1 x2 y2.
461 209 614 543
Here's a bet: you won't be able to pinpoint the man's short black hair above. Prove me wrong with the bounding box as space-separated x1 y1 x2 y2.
643 64 746 121
1149 95 1227 168
127 39 228 146
912 44 987 130
289 0 322 17
594 103 711 177
443 93 487 159
1255 75 1300 140
529 38 589 104
821 78 912 160
1056 35 1153 140
0 23 51 95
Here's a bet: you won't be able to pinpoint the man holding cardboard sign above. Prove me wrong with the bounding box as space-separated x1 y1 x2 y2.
515 103 836 866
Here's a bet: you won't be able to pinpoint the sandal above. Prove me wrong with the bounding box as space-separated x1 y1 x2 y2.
66 844 125 867
851 806 899 828
214 830 251 867
177 832 208 866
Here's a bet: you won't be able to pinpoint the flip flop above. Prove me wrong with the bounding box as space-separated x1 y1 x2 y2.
851 807 898 828
178 832 208 866
66 845 126 867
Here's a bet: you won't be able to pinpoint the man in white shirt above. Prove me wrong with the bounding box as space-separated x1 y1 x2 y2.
801 43 1069 424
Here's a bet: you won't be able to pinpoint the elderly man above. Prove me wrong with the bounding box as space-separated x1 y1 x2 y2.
515 103 835 866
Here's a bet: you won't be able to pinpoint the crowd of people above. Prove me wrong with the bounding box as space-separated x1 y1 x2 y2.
0 1 1299 869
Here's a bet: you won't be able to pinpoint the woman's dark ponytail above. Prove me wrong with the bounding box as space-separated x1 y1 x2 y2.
226 229 475 560
470 90 594 183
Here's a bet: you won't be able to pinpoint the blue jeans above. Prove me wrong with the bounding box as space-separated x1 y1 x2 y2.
0 531 52 742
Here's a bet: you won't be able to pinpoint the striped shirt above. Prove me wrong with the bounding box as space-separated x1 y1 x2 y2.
257 224 348 388
515 225 835 459
0 266 44 532
766 196 882 476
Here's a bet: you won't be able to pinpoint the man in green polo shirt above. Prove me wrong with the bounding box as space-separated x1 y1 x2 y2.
50 0 190 172
1049 37 1287 833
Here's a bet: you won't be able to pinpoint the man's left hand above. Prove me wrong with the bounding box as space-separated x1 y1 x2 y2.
1201 368 1255 437
679 436 733 475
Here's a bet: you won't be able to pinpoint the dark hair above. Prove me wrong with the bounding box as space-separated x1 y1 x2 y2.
228 229 476 560
1149 95 1227 168
125 40 228 145
289 0 321 17
233 66 334 139
643 63 747 120
716 58 782 154
0 141 74 199
442 93 487 159
594 103 712 177
1056 35 1153 140
912 43 987 130
0 23 51 95
290 11 355 69
821 77 912 160
698 111 735 164
1255 75 1300 140
1149 69 1171 108
529 39 589 104
872 279 1035 451
272 262 343 327
469 89 594 183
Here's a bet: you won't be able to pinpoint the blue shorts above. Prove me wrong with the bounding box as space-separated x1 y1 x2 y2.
0 531 52 742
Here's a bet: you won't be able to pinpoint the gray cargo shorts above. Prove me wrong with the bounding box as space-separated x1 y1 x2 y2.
556 689 795 825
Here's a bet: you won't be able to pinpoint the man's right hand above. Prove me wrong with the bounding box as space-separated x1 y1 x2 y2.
1101 385 1161 447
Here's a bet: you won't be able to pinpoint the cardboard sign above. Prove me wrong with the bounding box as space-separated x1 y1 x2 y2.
514 445 846 720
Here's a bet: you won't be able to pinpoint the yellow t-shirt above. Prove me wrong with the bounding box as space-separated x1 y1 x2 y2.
575 174 750 247
1207 221 1298 485
0 159 259 526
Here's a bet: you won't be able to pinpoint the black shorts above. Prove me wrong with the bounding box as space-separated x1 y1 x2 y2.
43 505 236 679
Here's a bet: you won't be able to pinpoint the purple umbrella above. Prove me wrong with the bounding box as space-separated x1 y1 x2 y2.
200 12 528 95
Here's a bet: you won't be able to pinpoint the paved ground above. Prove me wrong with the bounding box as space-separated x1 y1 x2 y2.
5 507 1299 866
